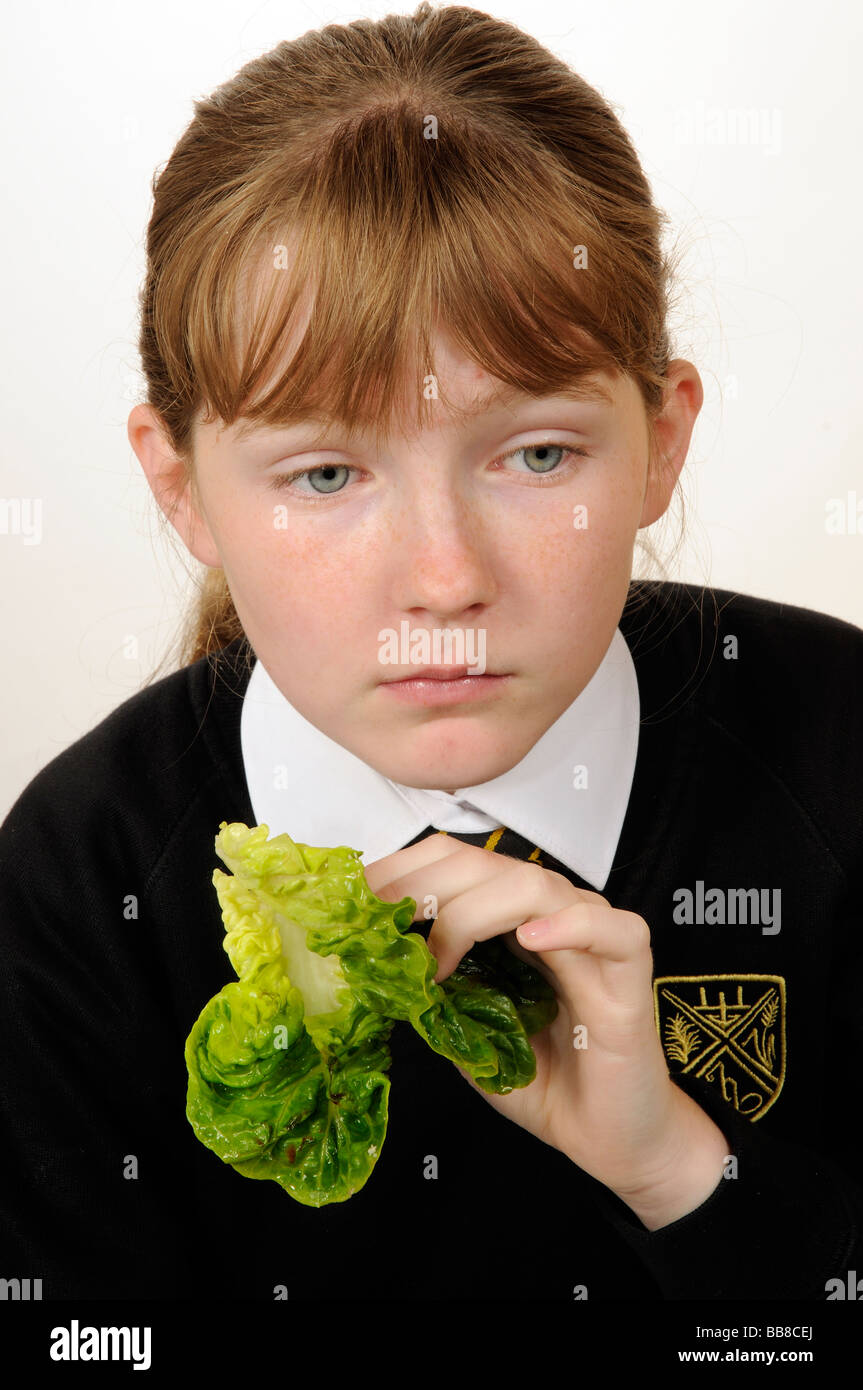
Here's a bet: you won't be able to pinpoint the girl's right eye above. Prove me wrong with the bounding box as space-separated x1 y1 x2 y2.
268 464 354 499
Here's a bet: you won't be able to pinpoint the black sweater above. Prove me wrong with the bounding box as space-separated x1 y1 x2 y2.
1 580 862 1301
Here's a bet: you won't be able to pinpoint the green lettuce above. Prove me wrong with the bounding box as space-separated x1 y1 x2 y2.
184 821 557 1206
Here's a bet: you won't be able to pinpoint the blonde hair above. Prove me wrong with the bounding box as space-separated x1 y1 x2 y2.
135 1 688 681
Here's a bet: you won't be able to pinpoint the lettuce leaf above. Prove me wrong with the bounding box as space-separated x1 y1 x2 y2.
185 821 557 1206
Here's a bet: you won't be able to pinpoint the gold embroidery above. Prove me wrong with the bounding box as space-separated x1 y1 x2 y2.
654 974 786 1121
438 825 544 862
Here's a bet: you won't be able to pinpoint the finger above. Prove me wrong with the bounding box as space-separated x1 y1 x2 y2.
372 841 509 932
515 906 654 1012
363 831 460 895
515 905 651 963
428 859 579 981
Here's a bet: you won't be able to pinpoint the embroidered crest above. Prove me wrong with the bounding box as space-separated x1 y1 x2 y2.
654 974 786 1120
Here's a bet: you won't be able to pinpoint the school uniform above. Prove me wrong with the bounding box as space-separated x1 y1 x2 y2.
1 578 861 1300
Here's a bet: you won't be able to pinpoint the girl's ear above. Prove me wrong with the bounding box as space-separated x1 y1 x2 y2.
639 360 704 527
127 404 223 568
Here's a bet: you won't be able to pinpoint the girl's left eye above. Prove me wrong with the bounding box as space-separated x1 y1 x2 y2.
267 442 588 498
497 443 588 477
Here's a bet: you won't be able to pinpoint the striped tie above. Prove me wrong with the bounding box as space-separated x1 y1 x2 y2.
402 824 596 894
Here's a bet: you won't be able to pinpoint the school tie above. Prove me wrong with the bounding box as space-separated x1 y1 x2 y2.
401 823 598 896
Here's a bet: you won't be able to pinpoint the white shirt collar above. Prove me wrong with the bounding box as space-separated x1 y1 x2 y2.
239 628 639 891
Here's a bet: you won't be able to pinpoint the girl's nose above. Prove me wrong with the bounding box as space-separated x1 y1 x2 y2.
391 486 498 614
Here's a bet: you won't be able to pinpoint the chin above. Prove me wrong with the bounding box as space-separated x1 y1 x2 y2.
356 716 533 789
385 746 524 791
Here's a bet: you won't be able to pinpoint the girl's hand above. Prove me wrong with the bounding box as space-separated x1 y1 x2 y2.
364 832 728 1220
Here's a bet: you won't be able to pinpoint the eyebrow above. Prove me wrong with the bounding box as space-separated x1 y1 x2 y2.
454 377 614 417
232 377 614 444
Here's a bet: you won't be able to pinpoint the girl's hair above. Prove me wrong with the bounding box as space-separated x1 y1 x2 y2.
135 1 689 682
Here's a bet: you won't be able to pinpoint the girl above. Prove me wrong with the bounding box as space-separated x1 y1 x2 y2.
1 2 861 1304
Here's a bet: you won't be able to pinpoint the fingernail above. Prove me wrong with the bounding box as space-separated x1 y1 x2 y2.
518 919 551 940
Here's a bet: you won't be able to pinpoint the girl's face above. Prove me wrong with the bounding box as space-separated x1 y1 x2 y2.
130 332 701 792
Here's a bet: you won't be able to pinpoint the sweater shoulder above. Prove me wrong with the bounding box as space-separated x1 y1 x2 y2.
673 580 863 723
634 578 863 702
629 578 863 660
654 581 863 871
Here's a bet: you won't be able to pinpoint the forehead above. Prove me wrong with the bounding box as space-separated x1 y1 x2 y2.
226 376 616 443
216 364 619 444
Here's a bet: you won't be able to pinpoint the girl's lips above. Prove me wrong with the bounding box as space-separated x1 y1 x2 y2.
378 674 511 706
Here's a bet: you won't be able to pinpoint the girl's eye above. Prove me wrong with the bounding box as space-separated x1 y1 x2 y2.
273 463 351 496
268 442 587 498
499 443 587 476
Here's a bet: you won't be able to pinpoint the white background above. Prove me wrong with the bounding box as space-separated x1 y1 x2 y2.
1 0 861 818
